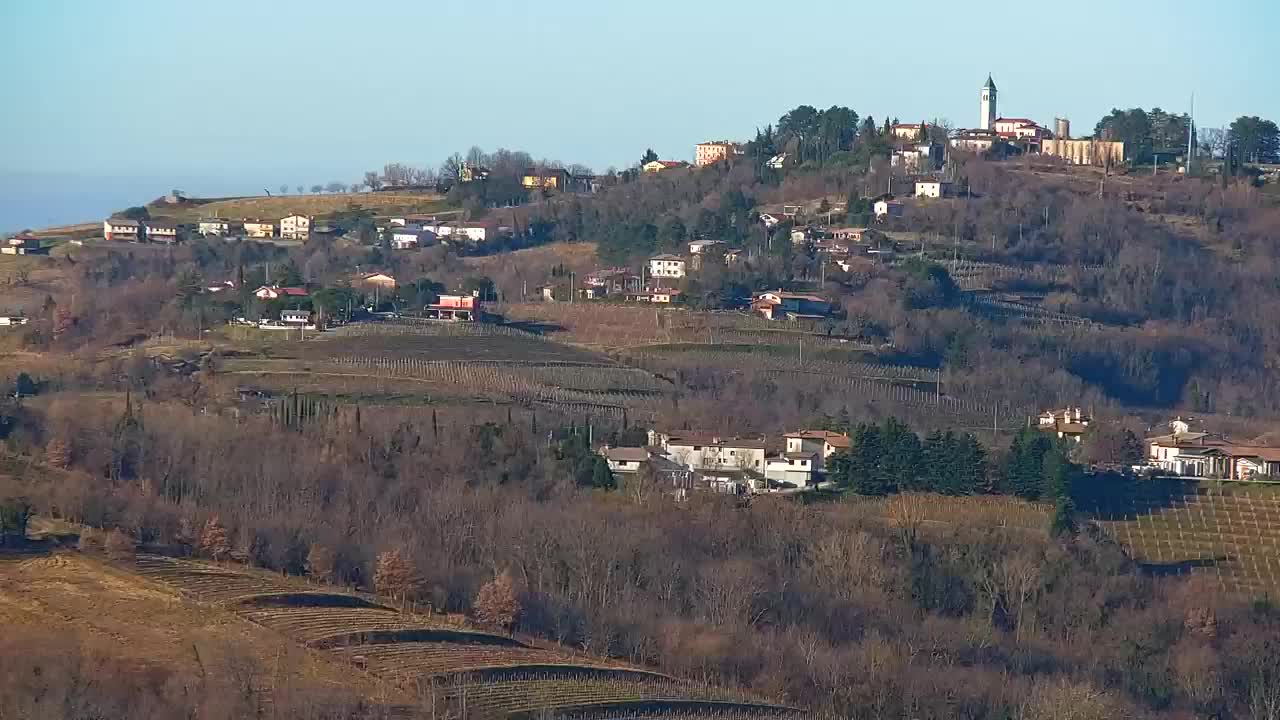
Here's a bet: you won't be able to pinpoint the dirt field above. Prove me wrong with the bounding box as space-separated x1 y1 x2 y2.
0 551 399 701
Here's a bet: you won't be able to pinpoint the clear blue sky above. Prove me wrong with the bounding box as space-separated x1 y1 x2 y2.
1 0 1276 229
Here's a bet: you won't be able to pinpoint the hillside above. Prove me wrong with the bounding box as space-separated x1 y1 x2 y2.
145 191 454 223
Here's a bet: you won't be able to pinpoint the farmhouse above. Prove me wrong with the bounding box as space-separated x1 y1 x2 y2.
752 290 832 321
648 254 686 279
243 219 276 238
759 212 788 228
103 217 141 241
688 239 724 255
785 430 850 467
279 214 312 240
599 446 650 475
950 129 998 153
1037 407 1091 443
437 221 496 243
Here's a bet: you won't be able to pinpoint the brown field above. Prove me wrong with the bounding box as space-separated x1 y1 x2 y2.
146 191 452 223
0 551 398 701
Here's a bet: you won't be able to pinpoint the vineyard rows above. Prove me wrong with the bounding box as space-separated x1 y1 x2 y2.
1088 484 1280 595
327 642 641 679
439 672 789 719
123 555 797 717
967 297 1094 327
626 349 939 383
322 320 541 341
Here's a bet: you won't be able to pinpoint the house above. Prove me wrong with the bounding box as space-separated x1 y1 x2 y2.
390 227 436 250
830 227 868 243
992 118 1050 141
950 129 998 153
436 221 496 243
1146 420 1226 476
2 236 44 255
206 280 236 294
1037 407 1092 443
752 290 832 321
521 168 571 191
0 316 29 326
459 162 490 183
724 248 744 265
243 220 276 238
648 254 686 279
891 143 945 173
695 141 738 167
759 212 788 228
599 446 650 475
103 217 141 241
253 285 308 300
652 431 768 475
891 123 926 140
356 272 397 290
873 199 904 219
688 239 725 255
198 218 236 236
812 238 851 255
584 268 640 294
785 430 850 469
279 214 312 240
642 160 687 173
425 294 478 321
626 288 682 304
280 309 311 325
915 180 953 199
766 153 788 169
145 220 180 243
765 453 819 487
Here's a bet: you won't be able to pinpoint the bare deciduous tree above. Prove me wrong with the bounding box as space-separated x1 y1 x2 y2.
373 549 414 600
305 542 336 584
199 516 231 561
474 571 520 631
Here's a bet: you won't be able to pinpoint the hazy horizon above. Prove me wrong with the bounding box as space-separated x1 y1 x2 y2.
3 0 1276 231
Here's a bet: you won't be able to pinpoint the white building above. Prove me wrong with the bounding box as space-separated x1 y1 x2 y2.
915 180 953 199
648 254 686 279
198 218 235 236
765 453 818 487
873 200 903 219
145 221 179 243
653 432 766 474
784 430 850 469
688 239 724 255
279 214 311 240
980 74 997 131
103 217 141 241
390 227 437 250
600 447 650 475
243 220 275 238
759 212 788 228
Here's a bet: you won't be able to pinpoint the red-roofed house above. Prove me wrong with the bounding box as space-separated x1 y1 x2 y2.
254 285 309 300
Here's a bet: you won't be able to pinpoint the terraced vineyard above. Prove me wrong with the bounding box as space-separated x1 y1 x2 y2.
1081 480 1280 595
127 555 798 719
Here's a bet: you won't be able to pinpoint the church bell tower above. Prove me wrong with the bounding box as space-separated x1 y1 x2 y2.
980 74 997 131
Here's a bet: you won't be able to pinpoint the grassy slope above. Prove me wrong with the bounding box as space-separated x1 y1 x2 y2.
147 191 454 223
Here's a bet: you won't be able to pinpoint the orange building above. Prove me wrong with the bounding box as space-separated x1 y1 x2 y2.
695 141 738 167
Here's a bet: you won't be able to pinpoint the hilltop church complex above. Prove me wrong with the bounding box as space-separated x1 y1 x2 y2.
947 75 1126 166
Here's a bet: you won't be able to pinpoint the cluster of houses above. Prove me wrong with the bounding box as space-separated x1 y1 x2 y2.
102 214 319 243
385 215 501 249
599 428 851 495
1144 419 1280 480
221 271 483 329
2 235 48 256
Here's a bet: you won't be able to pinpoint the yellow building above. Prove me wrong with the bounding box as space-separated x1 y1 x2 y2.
521 168 571 191
695 141 737 167
1041 139 1125 167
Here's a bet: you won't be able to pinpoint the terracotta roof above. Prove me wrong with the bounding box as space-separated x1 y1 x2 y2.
650 254 684 261
602 447 650 463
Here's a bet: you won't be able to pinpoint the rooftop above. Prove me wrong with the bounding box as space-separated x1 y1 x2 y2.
601 447 650 463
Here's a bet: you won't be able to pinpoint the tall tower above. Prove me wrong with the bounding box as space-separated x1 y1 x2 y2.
980 74 997 130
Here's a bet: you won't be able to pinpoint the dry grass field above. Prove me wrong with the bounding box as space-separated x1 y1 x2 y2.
147 191 452 223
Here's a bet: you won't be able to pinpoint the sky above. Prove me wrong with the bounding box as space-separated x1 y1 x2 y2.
2 0 1277 231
